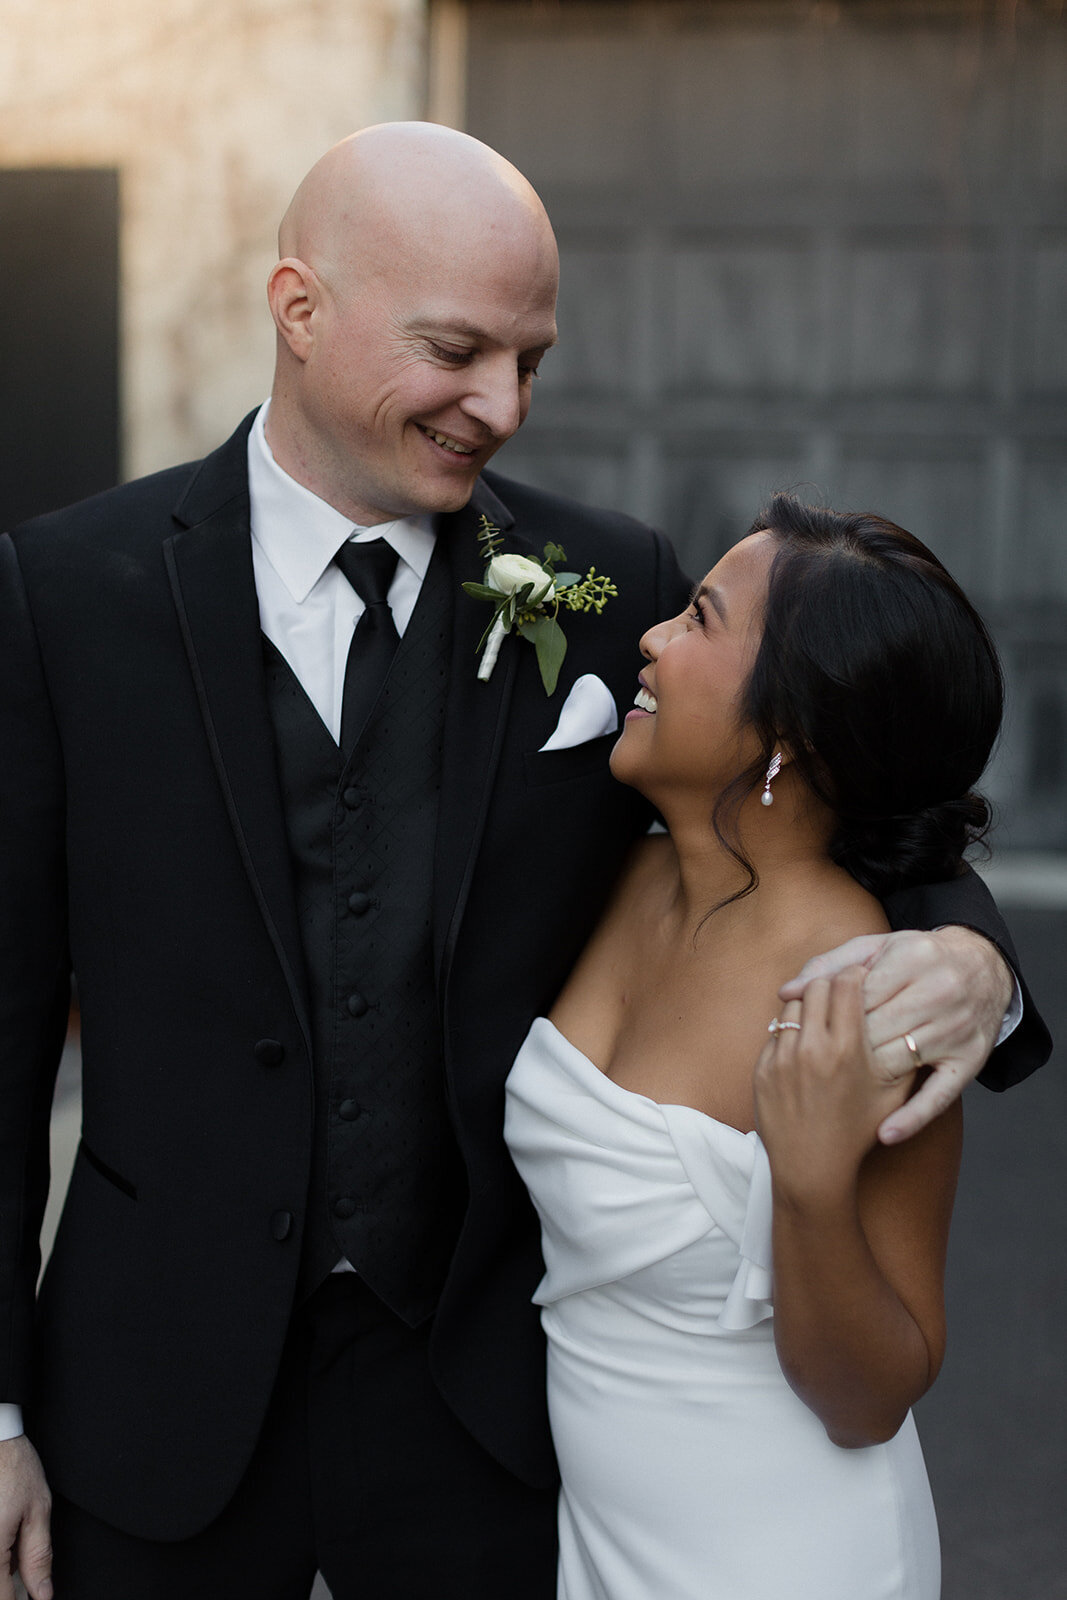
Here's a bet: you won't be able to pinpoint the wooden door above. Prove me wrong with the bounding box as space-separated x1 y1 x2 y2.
464 1 1067 846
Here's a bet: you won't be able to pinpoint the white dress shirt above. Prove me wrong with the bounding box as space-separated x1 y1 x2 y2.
250 399 437 1285
248 400 435 743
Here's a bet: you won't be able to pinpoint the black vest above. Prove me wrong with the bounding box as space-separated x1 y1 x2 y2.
263 542 466 1325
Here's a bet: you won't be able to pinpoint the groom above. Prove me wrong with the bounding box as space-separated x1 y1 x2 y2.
0 123 1049 1599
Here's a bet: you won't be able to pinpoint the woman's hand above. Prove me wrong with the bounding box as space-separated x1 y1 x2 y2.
753 968 913 1210
753 966 961 1446
777 927 1014 1144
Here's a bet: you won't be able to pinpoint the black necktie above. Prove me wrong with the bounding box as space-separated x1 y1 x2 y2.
334 538 400 752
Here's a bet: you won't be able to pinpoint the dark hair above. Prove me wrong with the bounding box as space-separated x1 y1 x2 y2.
714 494 1004 901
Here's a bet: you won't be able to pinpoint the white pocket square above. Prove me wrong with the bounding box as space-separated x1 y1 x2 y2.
539 673 619 752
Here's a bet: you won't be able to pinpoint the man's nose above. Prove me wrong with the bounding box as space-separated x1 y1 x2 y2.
639 616 684 661
462 357 524 441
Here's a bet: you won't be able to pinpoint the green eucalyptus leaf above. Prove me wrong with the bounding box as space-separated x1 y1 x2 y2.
462 582 506 602
552 572 581 588
526 615 567 696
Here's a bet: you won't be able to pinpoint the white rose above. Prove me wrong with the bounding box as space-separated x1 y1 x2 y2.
487 553 554 605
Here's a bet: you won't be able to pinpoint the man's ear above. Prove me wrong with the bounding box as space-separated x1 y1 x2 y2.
267 257 318 361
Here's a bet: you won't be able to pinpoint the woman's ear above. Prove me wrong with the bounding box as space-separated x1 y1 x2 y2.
267 257 319 361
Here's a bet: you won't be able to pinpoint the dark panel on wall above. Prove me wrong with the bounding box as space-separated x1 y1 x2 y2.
466 0 1067 849
0 168 120 527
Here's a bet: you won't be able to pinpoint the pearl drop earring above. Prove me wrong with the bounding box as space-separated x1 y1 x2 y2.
761 751 782 807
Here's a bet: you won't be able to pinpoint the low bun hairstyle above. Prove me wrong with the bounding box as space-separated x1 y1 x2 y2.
722 494 1003 900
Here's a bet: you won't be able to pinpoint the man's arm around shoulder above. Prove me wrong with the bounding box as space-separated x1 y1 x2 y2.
779 866 1052 1142
883 866 1052 1092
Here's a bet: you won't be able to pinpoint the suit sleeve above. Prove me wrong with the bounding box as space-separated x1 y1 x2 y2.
0 533 71 1400
883 867 1052 1092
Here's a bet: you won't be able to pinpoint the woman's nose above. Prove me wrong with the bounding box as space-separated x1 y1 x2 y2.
639 615 685 661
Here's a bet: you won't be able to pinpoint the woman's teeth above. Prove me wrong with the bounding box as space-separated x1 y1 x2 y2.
634 687 657 714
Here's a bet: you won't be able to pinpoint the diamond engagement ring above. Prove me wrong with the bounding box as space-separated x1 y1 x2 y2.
767 1019 802 1036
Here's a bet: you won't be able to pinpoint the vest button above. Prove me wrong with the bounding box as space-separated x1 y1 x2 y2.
254 1039 285 1067
338 1099 364 1121
333 1196 357 1220
347 891 372 916
270 1210 293 1241
346 992 369 1017
342 786 363 809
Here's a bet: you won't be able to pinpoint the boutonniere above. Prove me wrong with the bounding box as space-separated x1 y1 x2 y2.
462 517 618 695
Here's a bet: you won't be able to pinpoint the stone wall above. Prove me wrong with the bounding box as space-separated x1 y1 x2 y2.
0 0 426 475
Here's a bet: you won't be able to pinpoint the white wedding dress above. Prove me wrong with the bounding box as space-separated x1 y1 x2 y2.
504 1018 941 1600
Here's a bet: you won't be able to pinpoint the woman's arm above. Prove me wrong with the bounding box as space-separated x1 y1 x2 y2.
754 967 962 1448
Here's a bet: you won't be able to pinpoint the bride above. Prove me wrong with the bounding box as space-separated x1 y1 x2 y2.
504 494 1004 1599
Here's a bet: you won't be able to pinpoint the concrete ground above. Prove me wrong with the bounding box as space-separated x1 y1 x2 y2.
39 882 1066 1600
915 903 1067 1600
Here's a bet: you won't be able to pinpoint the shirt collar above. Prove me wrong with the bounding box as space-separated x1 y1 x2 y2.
247 400 434 602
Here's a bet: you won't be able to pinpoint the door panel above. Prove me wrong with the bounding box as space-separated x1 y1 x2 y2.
466 1 1067 846
0 168 120 529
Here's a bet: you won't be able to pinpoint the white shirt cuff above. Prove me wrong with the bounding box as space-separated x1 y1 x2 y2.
996 974 1023 1046
0 1404 23 1442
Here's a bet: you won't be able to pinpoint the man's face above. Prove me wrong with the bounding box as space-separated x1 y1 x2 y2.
300 229 558 525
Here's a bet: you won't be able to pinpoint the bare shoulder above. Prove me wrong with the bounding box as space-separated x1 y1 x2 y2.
774 870 891 979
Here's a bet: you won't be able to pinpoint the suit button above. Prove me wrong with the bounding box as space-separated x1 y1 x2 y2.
338 1099 363 1121
254 1039 285 1067
346 992 368 1017
347 891 372 916
270 1210 293 1241
333 1196 357 1220
342 787 363 809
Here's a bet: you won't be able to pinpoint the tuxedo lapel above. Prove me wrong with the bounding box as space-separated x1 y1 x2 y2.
163 421 311 1052
433 477 530 991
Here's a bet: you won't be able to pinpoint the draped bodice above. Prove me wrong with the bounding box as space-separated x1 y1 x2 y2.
505 1017 775 1331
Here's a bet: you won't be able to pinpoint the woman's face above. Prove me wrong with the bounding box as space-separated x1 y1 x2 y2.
610 529 778 801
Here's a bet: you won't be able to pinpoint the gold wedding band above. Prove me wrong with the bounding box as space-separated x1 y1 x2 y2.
767 1018 802 1036
903 1032 923 1070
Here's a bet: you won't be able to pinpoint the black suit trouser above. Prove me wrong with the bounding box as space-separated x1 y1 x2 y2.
50 1274 558 1600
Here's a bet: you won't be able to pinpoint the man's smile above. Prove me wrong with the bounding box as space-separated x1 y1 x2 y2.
416 424 478 456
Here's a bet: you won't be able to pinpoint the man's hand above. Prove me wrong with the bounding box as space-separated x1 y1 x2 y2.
0 1437 52 1600
779 926 1013 1145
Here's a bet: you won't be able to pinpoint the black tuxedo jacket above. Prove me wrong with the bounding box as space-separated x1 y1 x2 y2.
0 416 1049 1541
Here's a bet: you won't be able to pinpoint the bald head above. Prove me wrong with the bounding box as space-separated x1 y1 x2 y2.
265 123 559 526
278 122 556 299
